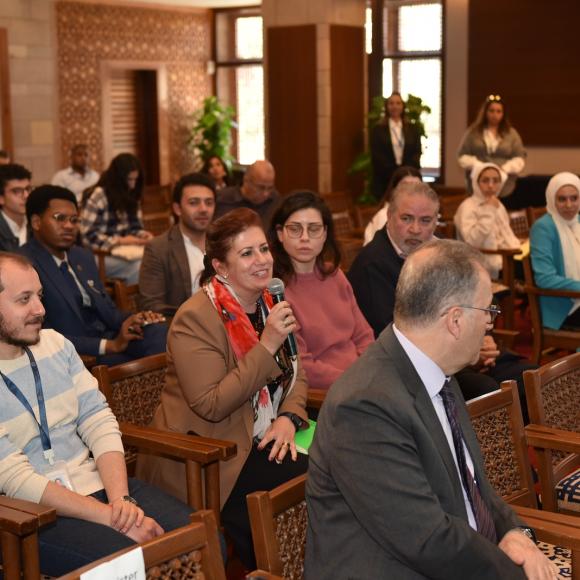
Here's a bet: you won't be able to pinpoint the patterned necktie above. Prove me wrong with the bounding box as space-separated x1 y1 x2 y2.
59 261 83 306
440 379 497 543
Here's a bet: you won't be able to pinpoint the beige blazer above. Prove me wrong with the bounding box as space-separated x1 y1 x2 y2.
136 290 309 507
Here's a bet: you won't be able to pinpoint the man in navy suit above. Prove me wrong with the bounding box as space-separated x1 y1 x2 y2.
20 185 167 365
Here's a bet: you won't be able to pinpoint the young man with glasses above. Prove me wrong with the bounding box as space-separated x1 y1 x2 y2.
19 185 167 365
0 163 33 251
215 159 279 227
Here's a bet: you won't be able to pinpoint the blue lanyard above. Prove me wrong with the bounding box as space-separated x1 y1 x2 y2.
0 347 54 464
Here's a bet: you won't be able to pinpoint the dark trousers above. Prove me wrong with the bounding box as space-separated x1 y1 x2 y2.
456 352 536 424
221 445 309 570
37 477 192 576
563 307 580 330
96 321 168 366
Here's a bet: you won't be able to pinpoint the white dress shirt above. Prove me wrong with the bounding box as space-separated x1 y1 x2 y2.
389 118 405 165
393 324 478 530
182 232 205 295
3 211 27 246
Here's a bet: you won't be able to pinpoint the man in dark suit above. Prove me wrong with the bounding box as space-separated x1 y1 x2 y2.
305 240 555 579
0 163 32 251
214 160 279 227
20 185 167 365
138 173 215 317
348 181 535 410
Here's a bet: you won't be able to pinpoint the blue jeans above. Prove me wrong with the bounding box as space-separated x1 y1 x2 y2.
104 256 141 285
37 478 192 576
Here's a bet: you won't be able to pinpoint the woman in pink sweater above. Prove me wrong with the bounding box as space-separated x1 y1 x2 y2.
268 191 374 389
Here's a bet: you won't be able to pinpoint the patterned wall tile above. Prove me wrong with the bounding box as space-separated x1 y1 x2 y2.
55 1 211 181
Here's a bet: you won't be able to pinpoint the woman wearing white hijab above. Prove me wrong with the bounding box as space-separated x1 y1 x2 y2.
454 162 521 279
530 171 580 330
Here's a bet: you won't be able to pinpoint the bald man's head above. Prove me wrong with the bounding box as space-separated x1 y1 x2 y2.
242 160 276 206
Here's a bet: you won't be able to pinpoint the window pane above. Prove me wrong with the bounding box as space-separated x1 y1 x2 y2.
236 16 263 59
399 4 442 52
399 58 441 171
236 65 265 164
365 7 372 54
382 58 393 97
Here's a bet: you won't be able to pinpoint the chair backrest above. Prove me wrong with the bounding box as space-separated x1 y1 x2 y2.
92 353 167 427
508 209 530 240
466 381 538 508
527 205 547 226
113 280 140 313
247 474 307 580
523 353 580 510
58 510 226 580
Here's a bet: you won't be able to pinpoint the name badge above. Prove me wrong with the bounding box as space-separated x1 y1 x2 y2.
42 460 75 492
81 546 145 580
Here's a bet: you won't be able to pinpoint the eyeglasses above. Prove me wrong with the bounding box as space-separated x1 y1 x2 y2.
282 223 326 239
52 212 80 225
460 304 501 323
7 186 32 196
486 94 502 103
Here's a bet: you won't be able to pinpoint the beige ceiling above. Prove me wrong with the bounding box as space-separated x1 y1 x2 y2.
120 0 260 7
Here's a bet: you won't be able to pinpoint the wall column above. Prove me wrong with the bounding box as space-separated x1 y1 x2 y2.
262 0 366 196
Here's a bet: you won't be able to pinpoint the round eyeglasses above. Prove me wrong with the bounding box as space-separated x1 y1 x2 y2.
282 223 326 239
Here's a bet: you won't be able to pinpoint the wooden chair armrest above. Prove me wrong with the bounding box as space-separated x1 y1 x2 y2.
513 505 580 549
120 423 224 465
246 571 285 580
154 429 237 461
307 388 327 410
525 424 580 455
479 247 522 257
0 496 56 527
524 285 580 299
0 505 44 536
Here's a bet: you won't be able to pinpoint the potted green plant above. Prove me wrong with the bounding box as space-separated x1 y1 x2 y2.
349 93 431 204
188 96 237 169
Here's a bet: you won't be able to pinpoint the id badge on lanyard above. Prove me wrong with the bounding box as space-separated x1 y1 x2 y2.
0 347 54 459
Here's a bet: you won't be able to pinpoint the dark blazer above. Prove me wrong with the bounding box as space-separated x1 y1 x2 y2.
138 225 193 317
215 185 280 228
305 325 524 580
20 238 127 356
347 228 404 337
370 121 422 197
0 212 27 252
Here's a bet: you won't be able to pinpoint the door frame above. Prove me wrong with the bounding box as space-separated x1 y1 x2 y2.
101 60 170 184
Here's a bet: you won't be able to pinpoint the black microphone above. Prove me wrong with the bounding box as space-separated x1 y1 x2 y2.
267 278 298 359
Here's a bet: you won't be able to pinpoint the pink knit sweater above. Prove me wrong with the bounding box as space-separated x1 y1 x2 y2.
285 268 374 390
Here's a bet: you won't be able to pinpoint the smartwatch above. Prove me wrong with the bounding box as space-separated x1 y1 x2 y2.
278 412 303 432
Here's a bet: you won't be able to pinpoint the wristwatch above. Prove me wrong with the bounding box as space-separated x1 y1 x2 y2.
122 495 138 506
516 526 537 544
278 412 303 432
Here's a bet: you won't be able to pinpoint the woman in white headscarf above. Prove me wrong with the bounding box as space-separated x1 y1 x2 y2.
454 162 521 279
530 172 580 330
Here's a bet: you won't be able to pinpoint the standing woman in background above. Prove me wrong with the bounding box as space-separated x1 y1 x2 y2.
370 92 422 200
269 191 374 390
81 153 153 284
457 94 526 197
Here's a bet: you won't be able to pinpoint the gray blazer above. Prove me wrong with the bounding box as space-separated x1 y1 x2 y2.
305 325 524 580
138 225 193 316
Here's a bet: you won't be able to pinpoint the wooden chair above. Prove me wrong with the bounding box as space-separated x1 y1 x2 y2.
112 280 140 312
92 354 237 523
0 497 56 580
143 210 173 237
338 237 363 271
467 382 580 577
306 388 327 411
247 474 307 580
523 353 580 514
57 510 226 580
522 256 580 363
354 203 380 229
508 209 530 240
527 205 547 226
